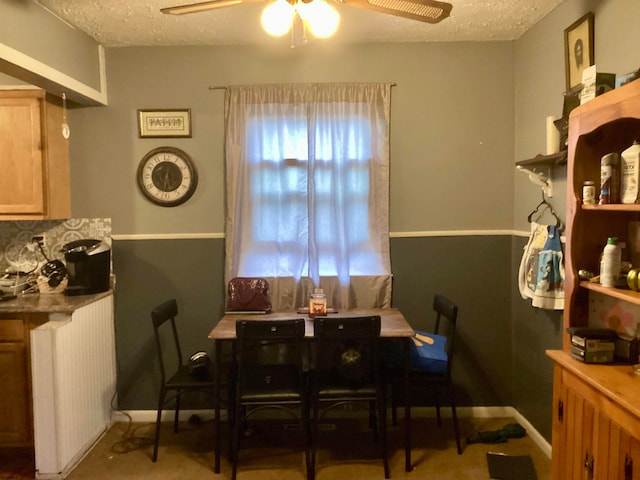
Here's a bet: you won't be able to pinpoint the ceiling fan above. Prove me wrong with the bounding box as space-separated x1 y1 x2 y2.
160 0 453 26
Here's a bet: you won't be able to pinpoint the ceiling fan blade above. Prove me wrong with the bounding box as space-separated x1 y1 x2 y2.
161 0 264 15
338 0 452 24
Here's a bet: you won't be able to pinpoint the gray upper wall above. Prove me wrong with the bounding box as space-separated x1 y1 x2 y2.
514 0 640 233
68 42 515 235
0 0 104 104
1 0 640 234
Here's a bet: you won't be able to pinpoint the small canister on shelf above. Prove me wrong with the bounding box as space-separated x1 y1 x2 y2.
583 181 596 205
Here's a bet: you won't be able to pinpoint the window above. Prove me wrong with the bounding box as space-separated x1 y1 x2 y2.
224 83 392 310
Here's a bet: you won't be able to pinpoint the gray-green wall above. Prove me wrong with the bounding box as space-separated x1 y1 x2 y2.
3 0 640 444
512 0 640 439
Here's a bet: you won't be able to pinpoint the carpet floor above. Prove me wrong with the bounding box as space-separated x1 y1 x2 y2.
1 415 550 480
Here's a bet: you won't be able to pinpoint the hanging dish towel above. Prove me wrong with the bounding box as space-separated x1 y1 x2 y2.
518 222 549 300
532 225 564 310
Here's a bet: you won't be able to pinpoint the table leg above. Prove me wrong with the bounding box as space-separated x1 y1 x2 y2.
214 338 221 473
404 337 413 472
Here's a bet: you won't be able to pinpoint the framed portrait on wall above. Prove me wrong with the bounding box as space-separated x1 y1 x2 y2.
564 12 594 92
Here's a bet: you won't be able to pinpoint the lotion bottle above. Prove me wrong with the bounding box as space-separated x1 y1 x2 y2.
601 237 622 287
622 141 640 204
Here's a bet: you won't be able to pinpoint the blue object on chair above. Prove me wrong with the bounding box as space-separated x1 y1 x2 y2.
409 330 448 373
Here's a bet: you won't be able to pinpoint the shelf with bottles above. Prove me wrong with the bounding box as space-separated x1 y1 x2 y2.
581 204 640 211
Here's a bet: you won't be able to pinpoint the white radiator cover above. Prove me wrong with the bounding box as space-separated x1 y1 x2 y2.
31 295 116 479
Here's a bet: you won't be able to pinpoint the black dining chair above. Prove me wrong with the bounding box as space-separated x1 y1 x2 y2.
309 315 388 480
151 298 216 462
390 294 463 454
232 318 310 480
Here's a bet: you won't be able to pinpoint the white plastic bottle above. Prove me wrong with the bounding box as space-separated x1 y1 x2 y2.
622 140 640 204
600 237 621 287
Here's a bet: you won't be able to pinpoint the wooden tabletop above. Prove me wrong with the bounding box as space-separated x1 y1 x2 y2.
208 308 414 340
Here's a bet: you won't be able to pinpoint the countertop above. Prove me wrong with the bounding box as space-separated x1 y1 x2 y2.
547 349 640 423
0 290 112 314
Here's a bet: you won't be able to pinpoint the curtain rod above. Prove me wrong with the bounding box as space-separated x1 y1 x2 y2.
208 83 397 91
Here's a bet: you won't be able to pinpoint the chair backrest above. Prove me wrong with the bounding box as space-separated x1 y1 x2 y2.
313 315 382 389
235 319 306 393
432 294 458 377
151 298 182 384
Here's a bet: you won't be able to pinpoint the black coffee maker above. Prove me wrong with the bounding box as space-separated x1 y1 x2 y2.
62 239 111 296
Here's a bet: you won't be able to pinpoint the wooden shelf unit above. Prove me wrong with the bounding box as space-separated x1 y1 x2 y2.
548 78 640 480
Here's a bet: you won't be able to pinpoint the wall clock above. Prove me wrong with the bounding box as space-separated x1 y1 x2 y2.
137 146 198 207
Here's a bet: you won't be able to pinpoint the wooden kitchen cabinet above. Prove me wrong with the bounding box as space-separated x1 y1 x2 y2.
0 89 70 220
0 318 34 446
548 78 640 480
549 352 640 480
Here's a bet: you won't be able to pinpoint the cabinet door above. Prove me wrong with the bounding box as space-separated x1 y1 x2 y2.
0 342 31 445
0 95 44 214
593 409 623 479
606 428 640 480
552 364 568 479
567 386 596 479
628 435 640 480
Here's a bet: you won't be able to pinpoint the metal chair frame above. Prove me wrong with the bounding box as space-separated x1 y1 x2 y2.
231 318 310 480
151 298 216 462
391 293 463 454
309 315 389 480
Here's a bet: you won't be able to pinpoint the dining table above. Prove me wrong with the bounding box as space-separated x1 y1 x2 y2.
208 308 415 473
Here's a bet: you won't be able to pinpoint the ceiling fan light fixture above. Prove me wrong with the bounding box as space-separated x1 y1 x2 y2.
261 0 296 36
299 0 340 37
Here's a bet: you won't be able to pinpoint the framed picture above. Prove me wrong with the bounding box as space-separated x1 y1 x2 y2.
137 109 192 138
564 12 594 92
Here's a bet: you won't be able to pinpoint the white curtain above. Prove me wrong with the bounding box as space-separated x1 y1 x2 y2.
224 83 392 311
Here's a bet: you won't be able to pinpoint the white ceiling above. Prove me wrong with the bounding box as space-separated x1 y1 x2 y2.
35 0 565 47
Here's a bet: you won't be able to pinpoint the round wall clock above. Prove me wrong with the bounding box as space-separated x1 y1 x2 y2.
137 146 198 207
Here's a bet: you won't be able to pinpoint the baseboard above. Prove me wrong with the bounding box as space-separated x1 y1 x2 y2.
111 405 551 459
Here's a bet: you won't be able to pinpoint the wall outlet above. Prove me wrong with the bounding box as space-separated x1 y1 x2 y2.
32 234 46 246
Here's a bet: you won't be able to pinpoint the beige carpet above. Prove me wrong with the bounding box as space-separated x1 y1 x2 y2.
71 415 549 480
2 416 551 480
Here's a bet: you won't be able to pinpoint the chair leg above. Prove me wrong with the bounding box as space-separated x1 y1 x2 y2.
448 389 463 454
309 396 320 480
152 388 166 462
302 400 313 480
434 391 442 427
231 395 243 480
174 390 181 432
391 393 398 426
379 395 390 479
369 400 379 442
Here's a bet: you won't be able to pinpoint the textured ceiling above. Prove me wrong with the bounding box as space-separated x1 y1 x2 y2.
35 0 565 47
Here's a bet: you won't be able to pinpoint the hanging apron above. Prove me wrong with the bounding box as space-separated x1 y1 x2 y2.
518 222 549 300
531 225 565 310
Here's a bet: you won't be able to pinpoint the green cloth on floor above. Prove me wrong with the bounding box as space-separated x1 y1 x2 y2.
467 423 526 444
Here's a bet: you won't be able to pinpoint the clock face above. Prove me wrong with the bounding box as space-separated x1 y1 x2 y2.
137 147 198 207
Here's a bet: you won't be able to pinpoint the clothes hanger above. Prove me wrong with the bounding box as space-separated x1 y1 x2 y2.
527 191 564 232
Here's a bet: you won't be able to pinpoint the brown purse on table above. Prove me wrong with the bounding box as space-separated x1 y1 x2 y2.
226 277 272 313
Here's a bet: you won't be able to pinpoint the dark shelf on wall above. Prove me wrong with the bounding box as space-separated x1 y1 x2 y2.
516 151 567 169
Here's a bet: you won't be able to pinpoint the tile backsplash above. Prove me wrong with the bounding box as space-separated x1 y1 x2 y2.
0 218 112 273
